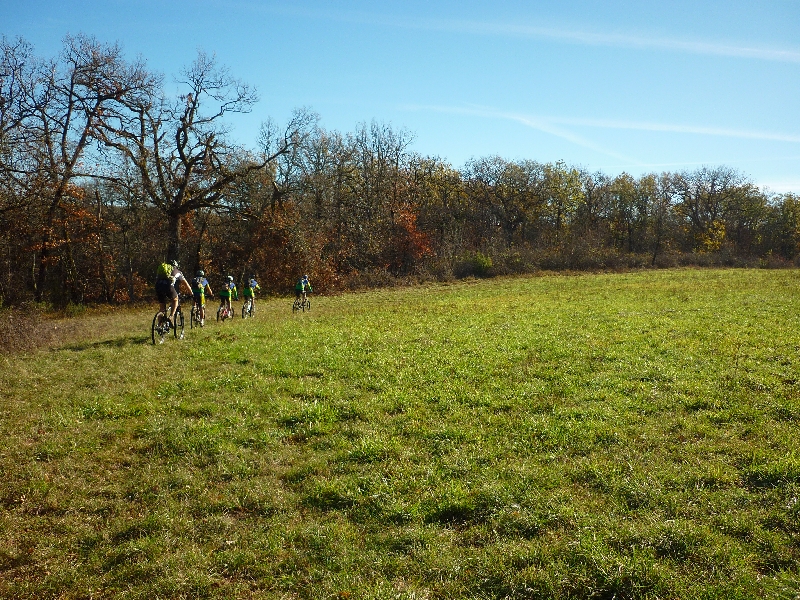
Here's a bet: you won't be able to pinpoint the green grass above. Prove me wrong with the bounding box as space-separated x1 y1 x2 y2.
1 269 800 599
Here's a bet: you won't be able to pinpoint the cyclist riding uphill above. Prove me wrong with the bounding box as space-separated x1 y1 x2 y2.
218 275 238 314
294 274 312 300
243 275 261 307
155 260 192 328
191 270 214 326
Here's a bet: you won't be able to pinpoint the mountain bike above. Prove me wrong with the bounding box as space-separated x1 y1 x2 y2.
292 292 311 312
217 300 235 321
241 297 255 319
190 297 204 329
152 297 186 344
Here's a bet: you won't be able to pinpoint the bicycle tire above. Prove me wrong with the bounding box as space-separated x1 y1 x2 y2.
242 301 249 319
152 311 167 345
292 299 300 312
217 306 223 321
303 299 311 312
174 308 185 340
190 305 197 329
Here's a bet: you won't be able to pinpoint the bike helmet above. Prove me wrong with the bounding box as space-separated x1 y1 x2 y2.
171 260 179 268
196 270 204 277
227 275 234 282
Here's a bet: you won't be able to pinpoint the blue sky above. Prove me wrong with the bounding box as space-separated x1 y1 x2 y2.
3 0 800 192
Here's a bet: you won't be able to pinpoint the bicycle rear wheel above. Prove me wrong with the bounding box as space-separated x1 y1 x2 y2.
190 305 198 329
242 301 249 319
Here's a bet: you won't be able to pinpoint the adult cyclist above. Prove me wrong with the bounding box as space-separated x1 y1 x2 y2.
190 270 214 326
155 260 192 328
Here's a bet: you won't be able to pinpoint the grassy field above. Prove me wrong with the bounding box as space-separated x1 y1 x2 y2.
1 268 799 599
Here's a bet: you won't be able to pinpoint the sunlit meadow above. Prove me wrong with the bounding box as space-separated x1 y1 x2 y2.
1 268 799 599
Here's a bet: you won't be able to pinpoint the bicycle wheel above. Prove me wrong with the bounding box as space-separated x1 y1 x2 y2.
292 299 300 312
152 311 167 345
190 305 198 329
174 308 185 339
303 298 311 312
241 301 249 319
217 306 223 321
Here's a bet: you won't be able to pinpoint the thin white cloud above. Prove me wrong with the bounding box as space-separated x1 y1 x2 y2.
404 104 800 146
426 20 800 64
548 117 800 143
236 4 800 64
407 104 643 164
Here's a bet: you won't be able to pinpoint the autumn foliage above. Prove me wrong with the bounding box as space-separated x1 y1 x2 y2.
1 36 799 307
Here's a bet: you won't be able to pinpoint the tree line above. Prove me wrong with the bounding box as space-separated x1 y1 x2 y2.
2 34 798 307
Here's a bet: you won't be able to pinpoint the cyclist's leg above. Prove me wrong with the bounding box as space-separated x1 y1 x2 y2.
168 284 179 324
155 280 171 324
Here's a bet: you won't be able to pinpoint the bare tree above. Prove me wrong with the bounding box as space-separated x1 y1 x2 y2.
97 51 315 263
0 34 157 302
672 166 749 252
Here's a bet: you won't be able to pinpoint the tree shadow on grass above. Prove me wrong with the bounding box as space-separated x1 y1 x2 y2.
63 335 151 351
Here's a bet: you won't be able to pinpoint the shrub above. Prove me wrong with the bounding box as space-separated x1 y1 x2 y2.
454 252 494 278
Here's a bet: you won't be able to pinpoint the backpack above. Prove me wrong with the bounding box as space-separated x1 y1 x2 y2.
157 262 173 280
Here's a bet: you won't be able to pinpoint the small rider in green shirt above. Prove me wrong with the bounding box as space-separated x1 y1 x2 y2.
190 270 213 326
218 275 238 315
294 274 312 301
243 275 261 309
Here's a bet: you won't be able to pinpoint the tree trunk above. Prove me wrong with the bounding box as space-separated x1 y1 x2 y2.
166 212 182 263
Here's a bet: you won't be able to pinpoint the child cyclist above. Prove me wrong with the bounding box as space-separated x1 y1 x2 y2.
190 270 213 326
243 275 261 312
218 275 238 316
294 274 312 302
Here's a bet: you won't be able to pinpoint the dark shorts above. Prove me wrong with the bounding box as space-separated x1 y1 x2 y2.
155 279 177 303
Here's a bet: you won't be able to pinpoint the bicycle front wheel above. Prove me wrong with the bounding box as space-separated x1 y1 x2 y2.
152 312 167 345
174 309 185 339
